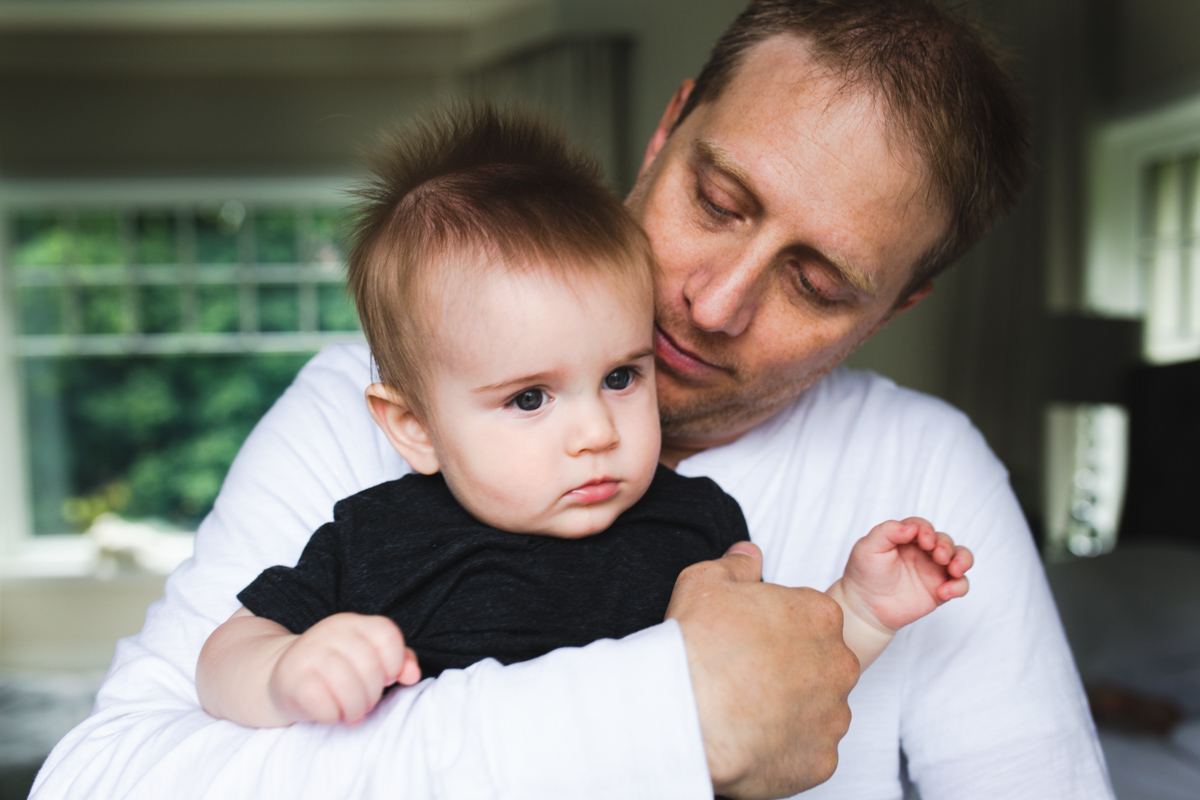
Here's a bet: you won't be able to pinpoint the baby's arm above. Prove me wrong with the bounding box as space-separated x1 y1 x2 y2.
196 607 421 728
826 517 973 672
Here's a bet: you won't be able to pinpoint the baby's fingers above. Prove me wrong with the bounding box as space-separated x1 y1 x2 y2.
864 518 921 551
325 653 374 725
928 531 958 565
361 618 421 687
947 545 974 578
937 576 970 602
355 616 408 685
285 677 341 725
397 647 422 686
899 517 938 552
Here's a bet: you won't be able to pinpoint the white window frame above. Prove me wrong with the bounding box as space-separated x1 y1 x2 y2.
1087 93 1200 319
0 177 361 578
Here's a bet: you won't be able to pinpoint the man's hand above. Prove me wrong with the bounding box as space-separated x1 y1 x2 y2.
269 613 421 726
666 542 857 800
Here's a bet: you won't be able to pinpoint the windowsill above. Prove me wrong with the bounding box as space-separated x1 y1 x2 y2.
1 531 195 580
1 533 194 671
2 536 99 580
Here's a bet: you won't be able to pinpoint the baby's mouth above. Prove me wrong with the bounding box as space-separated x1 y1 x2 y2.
566 479 619 505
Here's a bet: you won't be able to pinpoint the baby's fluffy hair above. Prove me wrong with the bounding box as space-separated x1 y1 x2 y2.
348 102 654 414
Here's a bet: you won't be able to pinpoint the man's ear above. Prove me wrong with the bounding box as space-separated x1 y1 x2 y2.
364 383 440 475
638 79 696 178
895 280 934 313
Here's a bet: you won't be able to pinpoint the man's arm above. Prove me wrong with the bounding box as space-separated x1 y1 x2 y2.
669 543 857 800
32 345 856 799
889 421 1113 800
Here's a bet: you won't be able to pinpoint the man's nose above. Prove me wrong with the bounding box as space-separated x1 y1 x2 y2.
681 246 771 337
566 397 620 456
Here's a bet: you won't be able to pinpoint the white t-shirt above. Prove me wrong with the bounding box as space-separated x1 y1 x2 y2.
32 344 1113 799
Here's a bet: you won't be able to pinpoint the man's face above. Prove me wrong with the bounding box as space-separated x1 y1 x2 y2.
627 35 947 456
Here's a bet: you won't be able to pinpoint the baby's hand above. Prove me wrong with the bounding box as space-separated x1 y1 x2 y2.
840 517 973 634
268 613 421 726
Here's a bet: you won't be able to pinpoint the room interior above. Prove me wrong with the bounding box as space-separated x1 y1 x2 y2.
0 0 1198 797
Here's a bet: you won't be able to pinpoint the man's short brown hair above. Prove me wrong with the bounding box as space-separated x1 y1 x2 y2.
348 104 654 413
679 0 1030 294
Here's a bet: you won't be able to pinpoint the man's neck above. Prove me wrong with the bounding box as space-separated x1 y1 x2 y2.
658 390 809 469
659 430 742 470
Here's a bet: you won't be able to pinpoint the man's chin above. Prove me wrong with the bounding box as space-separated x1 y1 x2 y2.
658 373 818 446
658 392 753 443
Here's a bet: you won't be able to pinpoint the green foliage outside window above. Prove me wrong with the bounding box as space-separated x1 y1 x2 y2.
24 354 312 532
8 200 361 534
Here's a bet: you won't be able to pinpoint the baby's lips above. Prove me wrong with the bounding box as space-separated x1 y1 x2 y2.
565 479 619 504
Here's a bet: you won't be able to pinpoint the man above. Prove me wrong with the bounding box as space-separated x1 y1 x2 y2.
33 1 1112 798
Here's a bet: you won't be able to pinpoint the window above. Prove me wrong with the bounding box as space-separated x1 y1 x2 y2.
1141 155 1200 363
1 180 361 550
1087 90 1200 359
1046 93 1200 560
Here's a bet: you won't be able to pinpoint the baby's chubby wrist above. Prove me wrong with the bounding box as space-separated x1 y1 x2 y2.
825 579 896 673
827 579 895 636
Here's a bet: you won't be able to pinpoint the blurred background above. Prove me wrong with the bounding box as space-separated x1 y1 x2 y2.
0 0 1198 798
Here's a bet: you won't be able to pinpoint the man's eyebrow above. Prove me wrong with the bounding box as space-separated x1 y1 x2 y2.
814 249 878 297
694 139 757 195
696 139 877 298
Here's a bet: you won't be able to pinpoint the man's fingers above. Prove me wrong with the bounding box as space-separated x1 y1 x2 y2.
719 540 763 583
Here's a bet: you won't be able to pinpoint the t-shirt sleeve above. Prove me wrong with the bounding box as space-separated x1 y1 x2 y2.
897 424 1113 800
237 516 345 634
704 477 750 547
719 487 751 544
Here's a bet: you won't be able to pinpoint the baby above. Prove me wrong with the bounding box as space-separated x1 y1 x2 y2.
196 105 972 728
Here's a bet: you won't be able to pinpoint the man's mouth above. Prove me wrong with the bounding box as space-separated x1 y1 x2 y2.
566 479 619 505
654 325 726 378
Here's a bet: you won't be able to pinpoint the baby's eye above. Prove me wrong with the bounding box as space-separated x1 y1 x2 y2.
603 367 634 391
510 389 545 411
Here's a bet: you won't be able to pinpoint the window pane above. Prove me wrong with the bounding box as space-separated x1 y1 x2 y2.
79 286 127 334
140 285 182 334
12 212 68 268
134 211 178 265
309 207 348 264
259 285 299 332
75 211 124 266
255 209 298 263
318 283 359 331
196 205 241 264
197 285 240 333
18 286 64 335
22 353 312 533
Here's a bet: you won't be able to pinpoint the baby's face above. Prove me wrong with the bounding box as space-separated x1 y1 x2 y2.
423 265 661 538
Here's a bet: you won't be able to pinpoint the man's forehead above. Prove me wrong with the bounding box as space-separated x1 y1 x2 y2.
685 36 945 288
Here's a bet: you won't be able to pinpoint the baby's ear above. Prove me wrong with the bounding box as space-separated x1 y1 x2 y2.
364 383 440 475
